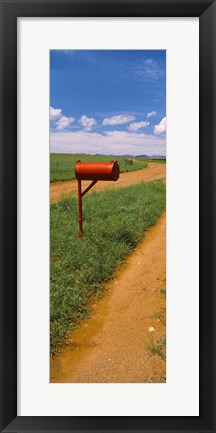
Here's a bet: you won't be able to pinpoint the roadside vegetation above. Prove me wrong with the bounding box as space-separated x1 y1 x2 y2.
50 153 147 182
147 286 166 381
148 336 166 361
137 157 166 164
50 180 166 354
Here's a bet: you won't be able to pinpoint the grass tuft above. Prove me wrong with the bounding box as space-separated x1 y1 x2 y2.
148 336 166 361
151 307 166 325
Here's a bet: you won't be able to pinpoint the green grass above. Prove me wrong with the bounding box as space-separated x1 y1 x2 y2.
160 288 166 297
148 336 166 361
148 286 166 366
151 307 166 325
137 157 166 164
50 180 166 354
50 153 147 182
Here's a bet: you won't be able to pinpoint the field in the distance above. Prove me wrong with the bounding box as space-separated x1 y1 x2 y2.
137 157 166 164
50 153 148 182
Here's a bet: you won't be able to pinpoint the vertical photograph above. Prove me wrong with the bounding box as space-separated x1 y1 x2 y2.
50 50 166 383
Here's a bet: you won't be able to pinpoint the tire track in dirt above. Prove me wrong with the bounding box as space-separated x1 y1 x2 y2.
50 162 166 203
50 212 166 383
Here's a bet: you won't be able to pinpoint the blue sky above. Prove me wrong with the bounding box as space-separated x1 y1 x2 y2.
50 50 166 156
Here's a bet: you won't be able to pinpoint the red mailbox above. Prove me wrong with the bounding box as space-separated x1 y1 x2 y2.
75 160 120 238
75 160 119 182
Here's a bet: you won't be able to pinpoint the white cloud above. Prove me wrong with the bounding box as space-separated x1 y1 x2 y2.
50 130 166 156
50 106 75 130
127 120 150 131
154 117 166 135
79 115 97 131
147 111 157 118
50 106 62 120
56 116 75 130
134 59 164 81
102 114 135 126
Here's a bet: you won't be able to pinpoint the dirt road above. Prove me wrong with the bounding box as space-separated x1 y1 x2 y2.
50 212 166 383
50 162 166 202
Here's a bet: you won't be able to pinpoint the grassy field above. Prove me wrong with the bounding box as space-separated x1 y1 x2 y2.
137 157 166 164
50 180 166 354
50 153 148 182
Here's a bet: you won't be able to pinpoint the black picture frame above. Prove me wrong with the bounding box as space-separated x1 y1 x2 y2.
0 0 215 432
